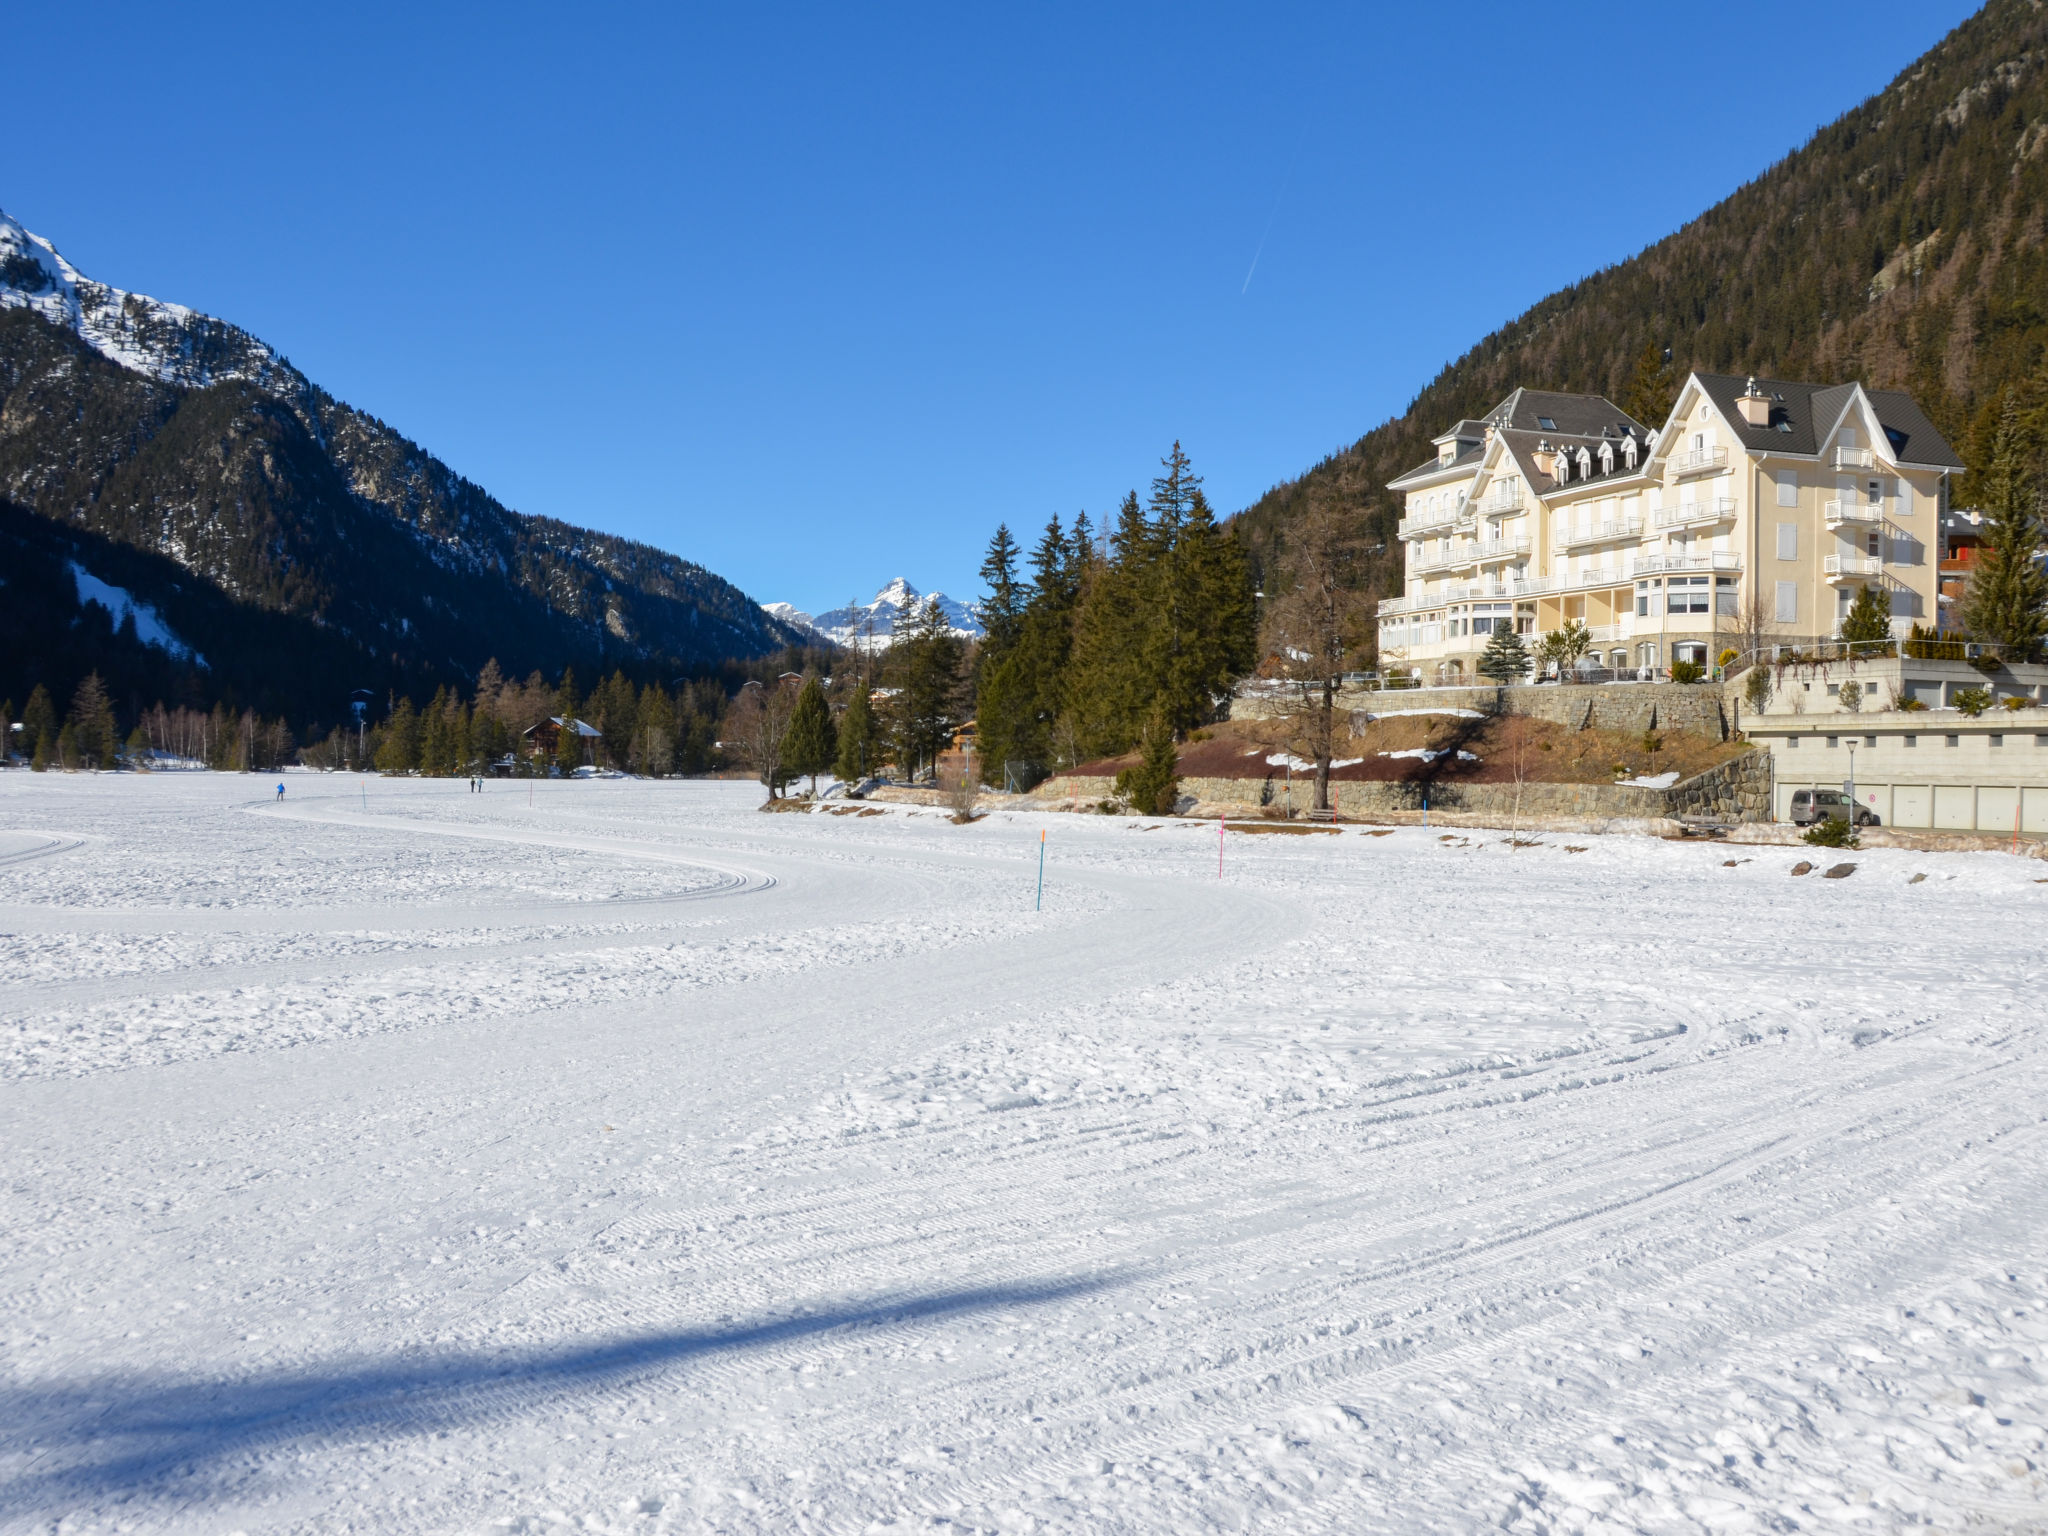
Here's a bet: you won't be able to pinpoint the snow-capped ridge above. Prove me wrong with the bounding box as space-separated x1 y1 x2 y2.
760 579 983 650
0 208 292 391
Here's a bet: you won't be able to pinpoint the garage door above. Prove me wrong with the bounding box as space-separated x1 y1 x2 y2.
1892 785 1932 828
1978 786 2020 834
1934 785 1975 829
2026 787 2048 835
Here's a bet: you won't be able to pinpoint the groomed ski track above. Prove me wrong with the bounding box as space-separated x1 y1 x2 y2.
1 774 2043 1533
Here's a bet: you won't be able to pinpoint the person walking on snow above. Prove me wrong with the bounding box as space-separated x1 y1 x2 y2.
275 782 285 801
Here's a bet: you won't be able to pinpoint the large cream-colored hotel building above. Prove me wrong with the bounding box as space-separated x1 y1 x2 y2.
1379 373 1965 679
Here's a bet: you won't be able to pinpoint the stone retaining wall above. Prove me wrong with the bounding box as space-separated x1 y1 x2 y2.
1232 681 1729 740
1037 748 1771 825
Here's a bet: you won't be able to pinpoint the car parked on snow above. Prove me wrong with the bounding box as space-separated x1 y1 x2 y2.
1789 788 1881 827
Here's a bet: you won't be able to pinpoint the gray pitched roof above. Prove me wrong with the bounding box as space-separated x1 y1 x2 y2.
1493 428 1649 494
1388 440 1486 488
1483 387 1648 439
1690 373 1964 468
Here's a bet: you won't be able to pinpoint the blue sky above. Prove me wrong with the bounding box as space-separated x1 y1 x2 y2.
8 1 1979 615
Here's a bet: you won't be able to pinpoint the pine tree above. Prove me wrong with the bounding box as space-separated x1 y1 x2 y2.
1621 341 1675 428
835 683 879 783
420 687 453 775
376 697 421 773
1153 487 1254 734
886 598 963 779
1837 582 1892 645
22 685 57 769
780 675 838 796
633 684 677 776
1114 713 1180 817
1960 394 2048 661
1477 623 1532 682
67 673 117 769
976 524 1024 658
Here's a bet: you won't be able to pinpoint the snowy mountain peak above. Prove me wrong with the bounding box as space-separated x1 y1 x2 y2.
0 208 292 391
760 579 983 650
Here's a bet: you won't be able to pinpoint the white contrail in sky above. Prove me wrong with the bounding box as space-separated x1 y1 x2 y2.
1241 169 1292 294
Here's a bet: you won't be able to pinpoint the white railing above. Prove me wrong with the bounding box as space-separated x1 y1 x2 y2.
1396 512 1460 539
1410 545 1473 574
1632 552 1743 576
1670 446 1729 475
1823 554 1884 578
1824 500 1883 527
1552 517 1644 551
1833 446 1876 471
1473 537 1530 563
1652 497 1736 529
1473 489 1523 516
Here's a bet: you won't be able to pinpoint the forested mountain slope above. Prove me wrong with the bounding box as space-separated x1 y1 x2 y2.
0 211 800 725
1233 0 2048 588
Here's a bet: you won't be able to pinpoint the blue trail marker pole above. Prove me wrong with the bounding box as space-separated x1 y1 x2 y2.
1036 829 1046 911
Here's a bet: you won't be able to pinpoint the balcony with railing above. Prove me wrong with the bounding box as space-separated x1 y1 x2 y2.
1472 488 1523 517
1833 446 1876 471
1669 445 1730 476
1823 553 1885 582
1552 517 1643 551
1824 499 1883 528
1472 536 1530 563
1652 497 1736 530
1631 551 1743 577
1395 510 1462 540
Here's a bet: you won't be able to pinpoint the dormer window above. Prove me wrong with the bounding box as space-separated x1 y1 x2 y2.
1622 435 1640 468
1575 446 1593 477
1597 442 1615 474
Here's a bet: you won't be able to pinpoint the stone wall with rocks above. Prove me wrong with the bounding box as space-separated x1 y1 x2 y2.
1036 747 1771 826
1231 681 1730 740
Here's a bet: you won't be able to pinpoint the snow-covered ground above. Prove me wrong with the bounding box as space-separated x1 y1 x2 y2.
2 774 2044 1534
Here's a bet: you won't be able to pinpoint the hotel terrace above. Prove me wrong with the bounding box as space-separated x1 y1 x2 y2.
1379 374 1965 681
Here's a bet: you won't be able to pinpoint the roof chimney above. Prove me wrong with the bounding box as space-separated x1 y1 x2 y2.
1736 375 1770 428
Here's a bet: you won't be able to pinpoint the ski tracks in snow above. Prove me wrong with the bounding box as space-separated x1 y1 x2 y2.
1 775 2045 1532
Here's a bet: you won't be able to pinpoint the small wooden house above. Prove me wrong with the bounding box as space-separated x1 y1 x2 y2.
523 715 601 764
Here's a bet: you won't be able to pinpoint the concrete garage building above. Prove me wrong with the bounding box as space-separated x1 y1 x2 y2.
1738 655 2048 832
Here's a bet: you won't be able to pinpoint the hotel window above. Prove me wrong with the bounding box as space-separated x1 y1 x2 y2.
1636 579 1659 618
1776 523 1798 560
1903 735 1916 747
1786 735 1800 748
1776 471 1799 507
1715 576 1737 616
1864 735 1876 748
1897 480 1914 517
1776 582 1798 623
1946 735 1960 747
1826 736 1839 748
1669 576 1710 614
1991 734 2004 748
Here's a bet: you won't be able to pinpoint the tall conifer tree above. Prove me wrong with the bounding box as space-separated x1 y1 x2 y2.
1960 394 2048 660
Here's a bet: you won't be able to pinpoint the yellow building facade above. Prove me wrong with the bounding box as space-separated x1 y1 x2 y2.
1379 375 1964 681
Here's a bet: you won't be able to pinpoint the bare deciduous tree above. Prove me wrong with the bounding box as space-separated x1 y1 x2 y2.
1259 496 1374 815
724 683 795 798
